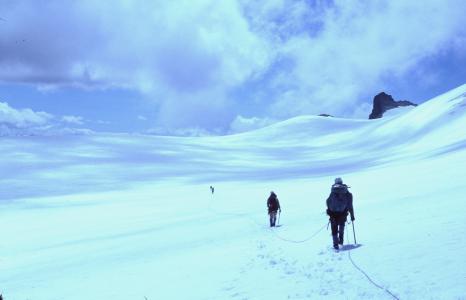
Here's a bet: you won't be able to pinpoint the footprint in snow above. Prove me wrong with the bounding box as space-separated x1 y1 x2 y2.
319 290 329 296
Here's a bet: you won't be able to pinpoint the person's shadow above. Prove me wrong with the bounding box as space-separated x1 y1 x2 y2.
339 244 362 251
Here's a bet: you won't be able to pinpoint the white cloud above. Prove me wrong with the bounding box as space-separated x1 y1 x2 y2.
0 102 52 128
0 102 92 136
265 0 466 118
62 115 85 125
0 1 272 92
0 0 276 133
137 115 147 121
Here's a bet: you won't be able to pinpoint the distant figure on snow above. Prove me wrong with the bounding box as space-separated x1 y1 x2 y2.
267 191 281 227
326 177 355 250
210 186 215 194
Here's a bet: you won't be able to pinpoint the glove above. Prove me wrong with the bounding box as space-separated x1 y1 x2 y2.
351 216 355 221
279 209 282 212
326 209 330 216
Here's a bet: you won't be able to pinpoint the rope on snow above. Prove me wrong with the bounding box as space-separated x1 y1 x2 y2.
346 224 400 300
268 223 327 243
207 194 326 243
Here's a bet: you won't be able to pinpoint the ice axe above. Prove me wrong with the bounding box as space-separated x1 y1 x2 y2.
351 221 357 244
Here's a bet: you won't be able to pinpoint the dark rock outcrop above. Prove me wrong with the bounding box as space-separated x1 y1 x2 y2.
318 114 333 117
369 92 417 119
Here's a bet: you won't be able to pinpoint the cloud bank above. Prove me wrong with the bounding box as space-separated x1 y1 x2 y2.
0 102 90 136
1 0 465 134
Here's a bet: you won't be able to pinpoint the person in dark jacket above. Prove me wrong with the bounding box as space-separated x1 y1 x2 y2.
326 177 355 250
267 191 281 227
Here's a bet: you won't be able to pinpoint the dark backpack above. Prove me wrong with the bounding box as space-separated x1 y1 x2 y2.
268 195 279 211
327 184 350 213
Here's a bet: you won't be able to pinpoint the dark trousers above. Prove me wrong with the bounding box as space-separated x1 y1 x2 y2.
329 213 347 246
269 211 277 227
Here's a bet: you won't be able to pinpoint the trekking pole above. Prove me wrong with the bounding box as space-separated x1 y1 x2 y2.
352 221 357 245
277 210 281 226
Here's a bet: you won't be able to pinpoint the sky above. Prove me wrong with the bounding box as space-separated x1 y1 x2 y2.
1 0 466 135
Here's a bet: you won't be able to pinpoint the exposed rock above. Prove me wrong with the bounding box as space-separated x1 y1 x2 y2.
318 114 333 117
369 92 417 119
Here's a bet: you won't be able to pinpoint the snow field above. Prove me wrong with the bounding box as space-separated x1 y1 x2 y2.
1 84 466 299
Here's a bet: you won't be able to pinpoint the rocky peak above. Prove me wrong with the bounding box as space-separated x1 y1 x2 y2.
369 92 417 119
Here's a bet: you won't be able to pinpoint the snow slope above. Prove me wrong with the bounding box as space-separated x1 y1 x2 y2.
1 84 466 299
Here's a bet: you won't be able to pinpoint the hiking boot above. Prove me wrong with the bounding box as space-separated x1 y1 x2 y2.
332 234 339 246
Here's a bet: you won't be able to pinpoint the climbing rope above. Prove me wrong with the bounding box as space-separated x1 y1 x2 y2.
208 194 326 244
346 225 400 300
268 223 327 243
347 251 400 300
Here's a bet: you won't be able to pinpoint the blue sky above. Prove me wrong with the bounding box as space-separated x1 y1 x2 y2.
1 0 465 135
